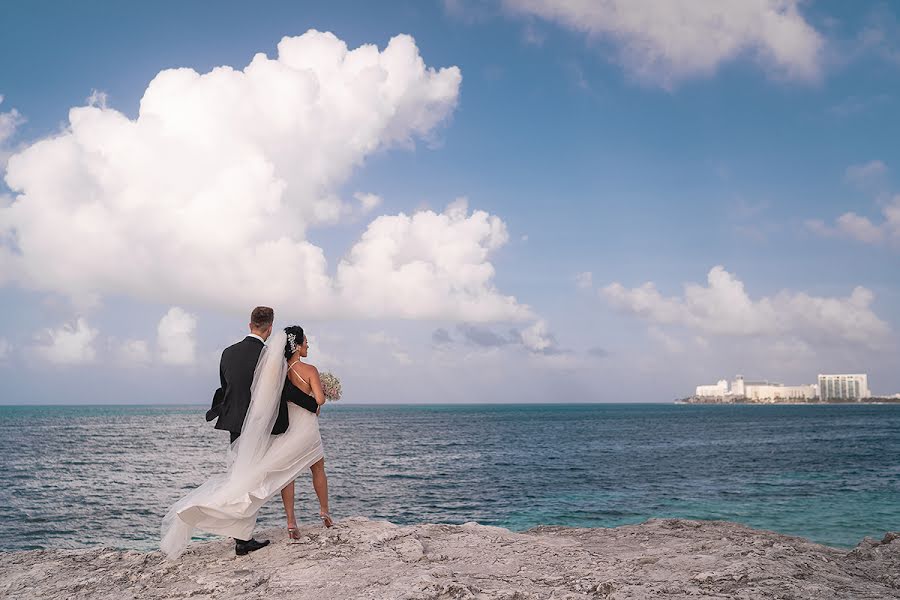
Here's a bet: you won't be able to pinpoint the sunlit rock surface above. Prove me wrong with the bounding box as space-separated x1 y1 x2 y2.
2 518 899 599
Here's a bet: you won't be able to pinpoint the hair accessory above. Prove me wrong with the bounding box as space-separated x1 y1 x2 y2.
287 332 297 353
283 326 305 360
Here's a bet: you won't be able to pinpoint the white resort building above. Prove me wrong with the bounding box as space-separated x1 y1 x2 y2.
696 380 729 397
694 373 870 402
817 374 870 401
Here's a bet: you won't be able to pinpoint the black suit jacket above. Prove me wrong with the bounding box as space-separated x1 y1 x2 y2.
206 336 319 435
208 336 265 434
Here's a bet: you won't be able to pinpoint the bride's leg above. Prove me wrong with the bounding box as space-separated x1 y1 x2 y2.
281 480 299 538
310 458 332 526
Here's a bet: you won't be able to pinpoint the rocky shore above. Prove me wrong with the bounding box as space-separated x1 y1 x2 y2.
1 517 898 599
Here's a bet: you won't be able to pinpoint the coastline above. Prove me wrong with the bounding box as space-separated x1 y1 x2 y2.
675 398 900 406
2 518 898 599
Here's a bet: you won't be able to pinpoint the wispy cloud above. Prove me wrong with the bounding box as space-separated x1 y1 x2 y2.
502 0 825 88
575 271 593 290
826 94 891 117
353 192 383 214
0 95 25 173
117 339 152 367
432 328 453 346
806 195 900 246
808 162 900 246
455 320 561 354
157 307 197 366
845 160 888 188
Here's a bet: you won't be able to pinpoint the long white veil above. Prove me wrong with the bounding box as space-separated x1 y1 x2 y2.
160 331 288 559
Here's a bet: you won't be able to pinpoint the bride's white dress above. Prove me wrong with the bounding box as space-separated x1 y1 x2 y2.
160 332 323 559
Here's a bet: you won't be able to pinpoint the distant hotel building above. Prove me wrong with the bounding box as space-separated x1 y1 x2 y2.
695 373 871 402
695 375 816 402
696 380 730 397
818 374 870 401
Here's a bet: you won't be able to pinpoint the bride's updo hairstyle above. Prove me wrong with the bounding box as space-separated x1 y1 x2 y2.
284 326 305 359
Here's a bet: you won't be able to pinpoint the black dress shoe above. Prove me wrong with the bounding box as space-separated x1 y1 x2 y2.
235 538 270 556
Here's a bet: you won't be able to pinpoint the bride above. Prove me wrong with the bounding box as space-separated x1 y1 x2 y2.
160 328 327 559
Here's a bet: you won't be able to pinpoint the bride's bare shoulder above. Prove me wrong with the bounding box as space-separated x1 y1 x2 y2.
296 361 319 376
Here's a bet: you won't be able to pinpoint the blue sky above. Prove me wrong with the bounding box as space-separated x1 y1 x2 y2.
1 0 898 404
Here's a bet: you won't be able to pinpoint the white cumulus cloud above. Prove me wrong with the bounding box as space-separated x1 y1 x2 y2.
0 31 532 324
335 198 532 321
34 317 98 365
157 307 197 366
519 319 555 353
602 266 890 348
503 0 824 87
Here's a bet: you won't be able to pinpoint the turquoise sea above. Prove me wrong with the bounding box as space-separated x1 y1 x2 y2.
0 403 897 552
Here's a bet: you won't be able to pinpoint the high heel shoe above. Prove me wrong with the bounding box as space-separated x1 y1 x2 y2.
319 511 334 528
287 524 301 543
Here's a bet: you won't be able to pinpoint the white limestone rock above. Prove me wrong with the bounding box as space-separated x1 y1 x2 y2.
1 518 898 599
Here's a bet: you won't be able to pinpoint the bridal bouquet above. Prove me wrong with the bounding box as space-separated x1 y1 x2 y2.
320 372 342 401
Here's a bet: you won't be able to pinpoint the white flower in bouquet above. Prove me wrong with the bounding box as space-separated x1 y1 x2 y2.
320 372 342 401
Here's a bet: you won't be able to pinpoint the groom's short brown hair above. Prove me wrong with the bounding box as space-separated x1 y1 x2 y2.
250 306 274 328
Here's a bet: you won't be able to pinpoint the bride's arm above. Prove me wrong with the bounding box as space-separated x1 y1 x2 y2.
307 367 326 406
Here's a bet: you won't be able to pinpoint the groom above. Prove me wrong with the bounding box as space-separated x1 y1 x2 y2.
205 305 275 556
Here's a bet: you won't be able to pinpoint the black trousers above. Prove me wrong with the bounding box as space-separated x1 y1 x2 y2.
228 430 247 543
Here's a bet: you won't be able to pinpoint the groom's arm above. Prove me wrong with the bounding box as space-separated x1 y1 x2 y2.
283 382 319 414
205 387 224 421
205 358 228 421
